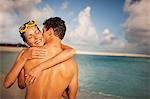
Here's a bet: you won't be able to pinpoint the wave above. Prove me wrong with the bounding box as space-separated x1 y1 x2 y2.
78 88 123 99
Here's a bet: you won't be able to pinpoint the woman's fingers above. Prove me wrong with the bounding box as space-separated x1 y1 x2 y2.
32 48 48 59
25 74 36 85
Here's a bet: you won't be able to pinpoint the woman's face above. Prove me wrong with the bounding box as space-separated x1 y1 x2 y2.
24 26 45 47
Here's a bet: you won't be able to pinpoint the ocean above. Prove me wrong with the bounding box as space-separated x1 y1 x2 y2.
0 52 150 99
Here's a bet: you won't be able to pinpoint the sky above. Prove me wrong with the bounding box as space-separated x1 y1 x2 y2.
0 0 149 54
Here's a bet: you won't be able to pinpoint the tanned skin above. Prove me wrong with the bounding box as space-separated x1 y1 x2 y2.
18 27 78 99
4 25 77 99
4 25 78 99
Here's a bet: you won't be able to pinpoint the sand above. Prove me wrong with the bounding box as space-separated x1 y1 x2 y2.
0 74 25 99
0 74 121 99
0 46 24 52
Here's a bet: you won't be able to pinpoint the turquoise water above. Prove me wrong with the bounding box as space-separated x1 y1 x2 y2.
0 52 150 99
74 55 150 99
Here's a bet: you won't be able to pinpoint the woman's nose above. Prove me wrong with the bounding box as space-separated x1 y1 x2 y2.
34 34 39 39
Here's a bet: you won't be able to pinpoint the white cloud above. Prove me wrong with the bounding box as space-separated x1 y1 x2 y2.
64 6 126 53
25 5 54 29
98 28 126 52
64 6 100 49
101 28 117 45
123 0 150 54
0 0 54 43
96 0 150 54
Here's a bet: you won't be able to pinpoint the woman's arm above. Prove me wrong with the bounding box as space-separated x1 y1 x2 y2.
3 49 27 88
3 47 47 88
25 44 76 85
18 68 26 89
39 44 76 70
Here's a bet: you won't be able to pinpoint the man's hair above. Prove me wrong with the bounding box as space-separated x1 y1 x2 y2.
43 17 66 40
19 25 40 42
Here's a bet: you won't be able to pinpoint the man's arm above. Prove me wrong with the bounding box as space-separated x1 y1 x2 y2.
18 68 26 89
68 61 78 99
25 44 76 85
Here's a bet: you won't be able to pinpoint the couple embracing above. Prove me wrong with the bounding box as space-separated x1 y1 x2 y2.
4 17 78 99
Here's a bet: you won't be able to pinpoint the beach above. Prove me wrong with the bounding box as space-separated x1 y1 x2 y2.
0 75 120 99
0 46 150 99
0 46 24 52
0 74 26 99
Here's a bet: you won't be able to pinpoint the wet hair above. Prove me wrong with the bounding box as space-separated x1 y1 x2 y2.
19 25 40 42
43 17 66 40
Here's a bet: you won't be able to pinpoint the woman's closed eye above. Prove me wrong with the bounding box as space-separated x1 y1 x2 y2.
27 36 32 39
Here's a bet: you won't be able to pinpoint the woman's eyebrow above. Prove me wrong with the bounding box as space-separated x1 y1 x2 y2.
26 34 32 37
34 30 38 33
35 29 40 32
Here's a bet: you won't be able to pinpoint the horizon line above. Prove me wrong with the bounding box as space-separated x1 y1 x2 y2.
76 51 150 58
0 46 149 58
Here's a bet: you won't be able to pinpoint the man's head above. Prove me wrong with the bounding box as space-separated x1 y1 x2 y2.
42 17 66 42
19 20 45 47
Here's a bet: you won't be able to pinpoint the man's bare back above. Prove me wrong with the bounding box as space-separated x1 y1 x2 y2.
23 43 77 99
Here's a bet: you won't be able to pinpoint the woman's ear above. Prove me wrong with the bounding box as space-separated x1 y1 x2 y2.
24 42 30 47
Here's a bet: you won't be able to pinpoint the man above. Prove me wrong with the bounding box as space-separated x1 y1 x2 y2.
4 18 77 99
4 20 75 88
19 17 78 99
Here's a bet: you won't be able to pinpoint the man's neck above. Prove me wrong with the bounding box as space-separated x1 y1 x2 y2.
46 37 61 48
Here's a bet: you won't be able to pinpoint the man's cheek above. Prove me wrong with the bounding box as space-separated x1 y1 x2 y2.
44 34 47 39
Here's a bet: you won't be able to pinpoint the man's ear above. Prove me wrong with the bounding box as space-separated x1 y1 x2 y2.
46 28 54 37
24 42 30 47
49 28 54 35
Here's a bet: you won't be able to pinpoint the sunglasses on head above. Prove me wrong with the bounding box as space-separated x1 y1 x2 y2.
19 20 36 33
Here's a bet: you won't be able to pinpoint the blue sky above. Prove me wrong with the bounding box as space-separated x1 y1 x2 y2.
40 0 126 38
0 0 149 54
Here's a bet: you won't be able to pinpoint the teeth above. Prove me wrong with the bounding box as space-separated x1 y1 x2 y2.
35 39 41 44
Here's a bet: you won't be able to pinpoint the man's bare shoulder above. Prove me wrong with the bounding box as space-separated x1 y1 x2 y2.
70 58 78 71
65 58 75 63
69 58 77 65
65 58 78 70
